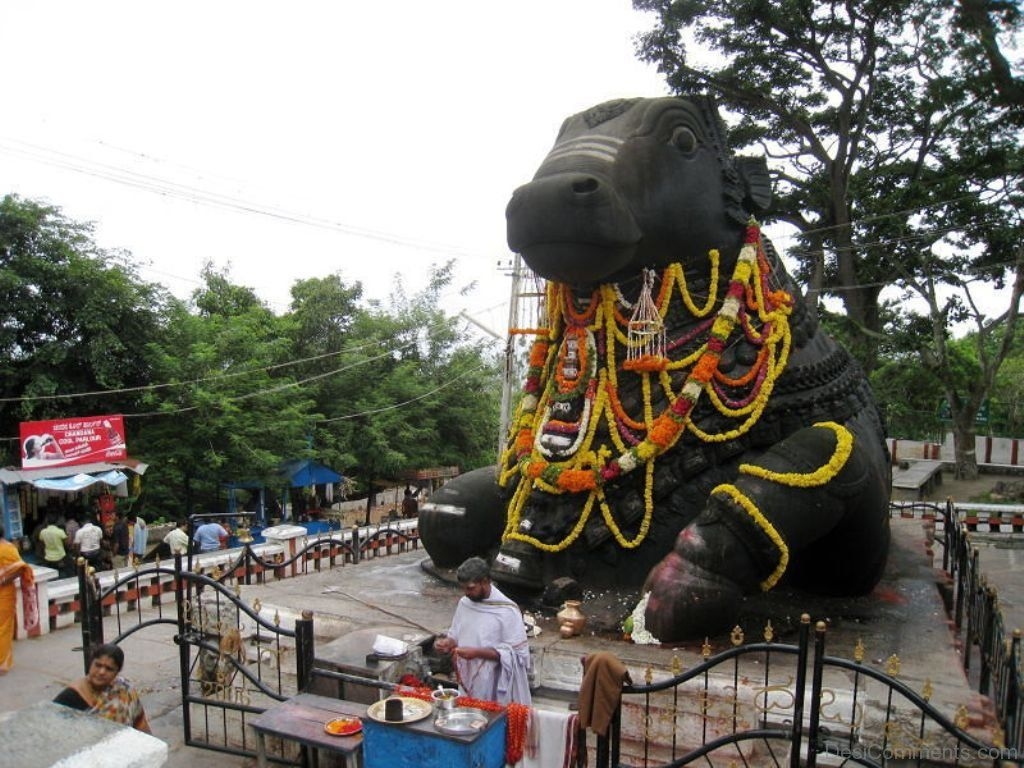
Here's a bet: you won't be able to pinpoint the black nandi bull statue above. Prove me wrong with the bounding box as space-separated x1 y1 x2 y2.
421 96 891 642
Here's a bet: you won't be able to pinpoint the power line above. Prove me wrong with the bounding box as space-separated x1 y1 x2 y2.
0 137 478 258
316 365 489 424
123 346 411 418
0 337 416 405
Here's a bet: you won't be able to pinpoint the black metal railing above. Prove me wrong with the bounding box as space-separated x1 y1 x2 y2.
76 521 420 763
587 499 1024 766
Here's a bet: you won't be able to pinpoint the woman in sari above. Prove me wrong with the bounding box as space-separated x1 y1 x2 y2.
54 643 152 732
0 525 35 674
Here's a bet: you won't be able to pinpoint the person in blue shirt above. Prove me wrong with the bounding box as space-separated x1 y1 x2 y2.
193 520 229 553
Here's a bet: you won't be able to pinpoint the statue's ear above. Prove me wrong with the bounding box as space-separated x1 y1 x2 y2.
737 156 772 213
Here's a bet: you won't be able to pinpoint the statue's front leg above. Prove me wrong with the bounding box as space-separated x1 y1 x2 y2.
643 420 890 641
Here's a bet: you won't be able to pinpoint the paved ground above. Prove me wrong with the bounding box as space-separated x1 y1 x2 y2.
4 469 1022 766
914 466 1024 633
3 614 232 767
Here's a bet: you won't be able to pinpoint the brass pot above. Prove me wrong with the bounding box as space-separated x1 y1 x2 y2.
556 600 586 637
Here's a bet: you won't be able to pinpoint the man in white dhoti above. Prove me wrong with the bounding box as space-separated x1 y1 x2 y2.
434 557 532 705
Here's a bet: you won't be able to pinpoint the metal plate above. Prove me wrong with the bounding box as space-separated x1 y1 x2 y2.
433 708 490 735
323 716 363 736
366 696 433 724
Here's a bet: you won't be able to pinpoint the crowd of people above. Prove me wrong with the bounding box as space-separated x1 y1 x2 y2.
27 509 152 577
23 501 239 578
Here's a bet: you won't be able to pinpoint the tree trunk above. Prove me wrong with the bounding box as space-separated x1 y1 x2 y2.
363 470 374 526
951 418 980 481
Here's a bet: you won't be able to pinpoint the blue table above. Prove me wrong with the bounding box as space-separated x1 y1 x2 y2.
362 706 506 768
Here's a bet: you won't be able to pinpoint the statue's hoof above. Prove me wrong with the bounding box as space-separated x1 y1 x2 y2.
643 552 743 642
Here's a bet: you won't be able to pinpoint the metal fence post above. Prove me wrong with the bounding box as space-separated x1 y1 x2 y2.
1008 631 1023 751
174 552 192 744
942 500 953 572
980 586 996 695
954 539 968 630
789 614 811 768
805 620 828 768
296 609 315 692
77 558 93 674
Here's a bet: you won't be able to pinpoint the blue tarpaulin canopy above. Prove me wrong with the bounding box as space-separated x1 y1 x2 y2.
280 459 343 487
224 459 343 490
224 459 344 525
31 469 129 492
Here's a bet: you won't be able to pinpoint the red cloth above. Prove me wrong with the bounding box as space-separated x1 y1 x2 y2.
577 652 631 737
21 578 39 637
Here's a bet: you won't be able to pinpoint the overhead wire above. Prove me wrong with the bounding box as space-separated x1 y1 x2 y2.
0 337 418 404
316 364 490 424
0 137 478 258
122 344 423 418
3 134 1018 426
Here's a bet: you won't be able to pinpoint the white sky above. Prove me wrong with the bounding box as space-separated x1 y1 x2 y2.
1 1 670 339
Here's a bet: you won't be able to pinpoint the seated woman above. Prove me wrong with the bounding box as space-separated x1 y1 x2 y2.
53 643 151 733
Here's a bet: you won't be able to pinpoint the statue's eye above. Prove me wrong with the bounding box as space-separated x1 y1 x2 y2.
671 126 698 153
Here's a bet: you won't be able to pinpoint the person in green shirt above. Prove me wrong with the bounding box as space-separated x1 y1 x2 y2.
39 516 70 577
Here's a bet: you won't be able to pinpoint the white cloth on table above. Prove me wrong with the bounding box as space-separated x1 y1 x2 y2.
372 634 407 656
447 584 532 705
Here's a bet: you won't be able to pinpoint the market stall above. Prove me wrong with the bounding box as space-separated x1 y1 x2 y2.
0 458 148 547
225 458 344 527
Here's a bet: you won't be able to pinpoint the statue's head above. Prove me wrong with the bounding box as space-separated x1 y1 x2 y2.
506 96 771 287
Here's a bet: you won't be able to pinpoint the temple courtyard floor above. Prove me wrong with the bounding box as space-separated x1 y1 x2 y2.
5 480 1024 766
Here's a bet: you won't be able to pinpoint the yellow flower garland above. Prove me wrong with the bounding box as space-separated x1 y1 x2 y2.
738 421 854 487
500 221 793 553
711 483 790 591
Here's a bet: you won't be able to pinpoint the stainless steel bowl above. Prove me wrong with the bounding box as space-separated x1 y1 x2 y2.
430 688 460 711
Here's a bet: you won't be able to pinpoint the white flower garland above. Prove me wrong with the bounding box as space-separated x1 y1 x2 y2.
628 591 661 645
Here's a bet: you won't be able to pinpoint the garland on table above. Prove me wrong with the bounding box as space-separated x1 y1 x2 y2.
394 686 530 764
498 219 794 553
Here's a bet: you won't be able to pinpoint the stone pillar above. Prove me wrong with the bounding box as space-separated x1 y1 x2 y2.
15 563 58 639
260 524 308 578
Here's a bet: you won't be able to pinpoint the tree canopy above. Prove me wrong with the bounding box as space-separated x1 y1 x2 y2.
0 194 502 519
633 0 1024 476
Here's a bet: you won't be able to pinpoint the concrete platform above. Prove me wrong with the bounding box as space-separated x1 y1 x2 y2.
236 518 987 725
0 517 996 766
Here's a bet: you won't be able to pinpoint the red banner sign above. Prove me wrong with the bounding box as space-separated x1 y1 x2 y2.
19 415 127 470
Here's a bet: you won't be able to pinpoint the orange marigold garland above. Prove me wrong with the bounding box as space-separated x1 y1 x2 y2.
505 701 531 764
501 219 794 554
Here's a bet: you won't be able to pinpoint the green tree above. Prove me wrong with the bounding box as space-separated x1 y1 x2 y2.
284 274 365 475
133 265 318 516
307 264 502 524
0 194 170 459
633 0 1023 477
954 0 1024 121
0 196 503 521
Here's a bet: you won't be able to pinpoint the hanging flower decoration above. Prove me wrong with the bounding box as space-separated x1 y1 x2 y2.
497 219 794 553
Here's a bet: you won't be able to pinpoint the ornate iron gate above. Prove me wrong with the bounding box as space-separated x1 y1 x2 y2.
591 617 1023 767
74 507 1023 766
76 537 360 763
